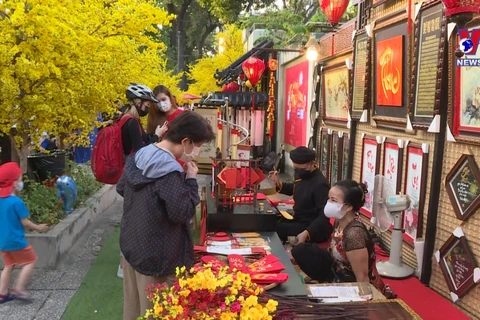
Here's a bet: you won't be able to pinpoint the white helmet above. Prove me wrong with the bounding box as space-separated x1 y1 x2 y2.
126 84 159 103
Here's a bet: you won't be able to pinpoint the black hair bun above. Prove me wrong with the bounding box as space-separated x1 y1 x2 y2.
358 182 368 194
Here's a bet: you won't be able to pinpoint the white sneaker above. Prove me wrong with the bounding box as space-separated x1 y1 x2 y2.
117 264 123 279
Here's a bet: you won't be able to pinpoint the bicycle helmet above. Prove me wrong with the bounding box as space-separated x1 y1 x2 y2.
126 83 159 102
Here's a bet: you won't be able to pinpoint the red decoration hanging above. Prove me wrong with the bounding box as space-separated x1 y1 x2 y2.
318 0 350 26
268 59 278 71
222 82 239 92
441 0 479 17
241 57 265 87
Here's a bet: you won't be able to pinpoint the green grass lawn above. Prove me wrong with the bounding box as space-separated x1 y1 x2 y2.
62 228 123 320
62 209 201 320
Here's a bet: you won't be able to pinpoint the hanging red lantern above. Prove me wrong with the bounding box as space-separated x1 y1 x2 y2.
241 57 265 87
221 82 239 92
441 0 479 17
318 0 350 26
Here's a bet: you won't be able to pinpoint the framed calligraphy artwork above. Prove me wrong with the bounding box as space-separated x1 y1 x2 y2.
411 2 446 127
331 132 344 185
452 27 480 142
323 65 349 122
319 129 332 180
195 107 218 164
403 144 429 243
383 140 404 194
360 136 381 217
436 227 480 302
445 154 480 221
351 31 371 119
373 23 409 129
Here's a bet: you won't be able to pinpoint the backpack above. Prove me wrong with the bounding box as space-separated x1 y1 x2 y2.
91 115 139 184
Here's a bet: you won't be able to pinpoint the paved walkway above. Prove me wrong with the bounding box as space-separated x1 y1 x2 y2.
0 200 123 320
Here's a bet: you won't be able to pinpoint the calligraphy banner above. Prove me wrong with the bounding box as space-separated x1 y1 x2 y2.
373 23 409 128
412 3 445 126
319 130 332 180
403 144 429 243
284 59 309 148
195 107 218 163
360 136 381 217
351 32 371 119
383 140 403 194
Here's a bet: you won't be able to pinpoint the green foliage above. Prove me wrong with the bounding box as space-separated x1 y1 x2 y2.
22 162 103 225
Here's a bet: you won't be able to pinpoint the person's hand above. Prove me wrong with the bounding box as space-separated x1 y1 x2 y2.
268 170 280 187
185 161 198 179
155 125 168 138
296 230 309 245
37 224 49 232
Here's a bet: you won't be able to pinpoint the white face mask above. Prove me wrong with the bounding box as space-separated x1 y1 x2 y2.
324 202 347 220
158 100 172 113
180 144 200 163
15 181 24 192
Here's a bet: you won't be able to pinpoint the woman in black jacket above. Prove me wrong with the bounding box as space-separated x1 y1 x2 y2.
117 111 215 320
120 84 164 156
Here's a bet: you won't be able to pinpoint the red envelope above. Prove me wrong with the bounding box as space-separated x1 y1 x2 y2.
249 262 285 274
228 254 247 271
200 255 227 271
251 273 289 284
248 255 279 271
255 168 266 183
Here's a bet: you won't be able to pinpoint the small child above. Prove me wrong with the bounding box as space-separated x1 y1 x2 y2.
0 162 49 304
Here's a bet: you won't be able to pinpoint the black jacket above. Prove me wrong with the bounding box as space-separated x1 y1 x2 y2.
277 168 332 242
117 144 199 276
121 117 159 155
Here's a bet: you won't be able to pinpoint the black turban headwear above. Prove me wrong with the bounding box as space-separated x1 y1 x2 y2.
289 147 316 164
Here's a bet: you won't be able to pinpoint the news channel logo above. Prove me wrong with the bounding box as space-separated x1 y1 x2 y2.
456 32 480 67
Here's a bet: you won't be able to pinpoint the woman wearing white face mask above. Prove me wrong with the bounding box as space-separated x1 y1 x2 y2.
292 180 387 294
147 85 185 140
117 111 215 320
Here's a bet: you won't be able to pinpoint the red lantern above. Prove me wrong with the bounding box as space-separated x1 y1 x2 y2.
241 57 265 87
318 0 350 26
222 82 239 92
268 59 278 71
441 0 479 17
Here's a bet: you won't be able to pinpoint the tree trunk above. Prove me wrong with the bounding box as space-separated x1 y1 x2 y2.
198 23 218 58
10 134 30 173
176 0 193 91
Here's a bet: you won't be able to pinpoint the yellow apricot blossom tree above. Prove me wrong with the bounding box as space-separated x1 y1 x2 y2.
188 24 245 96
0 0 178 169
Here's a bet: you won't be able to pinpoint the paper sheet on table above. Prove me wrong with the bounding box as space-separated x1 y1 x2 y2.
310 286 368 303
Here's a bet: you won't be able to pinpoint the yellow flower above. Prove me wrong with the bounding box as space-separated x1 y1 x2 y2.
266 299 278 312
244 295 258 307
154 304 163 316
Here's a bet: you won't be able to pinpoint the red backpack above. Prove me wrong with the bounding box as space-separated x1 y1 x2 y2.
91 115 140 184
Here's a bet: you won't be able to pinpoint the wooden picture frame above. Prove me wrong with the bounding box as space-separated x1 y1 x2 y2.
351 31 371 120
445 154 480 221
195 107 219 163
322 65 350 123
331 131 344 185
382 139 404 194
411 2 446 128
342 133 350 180
403 144 429 243
373 22 409 129
319 129 332 180
360 135 382 217
313 63 322 113
372 0 388 8
452 24 480 141
436 227 480 302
